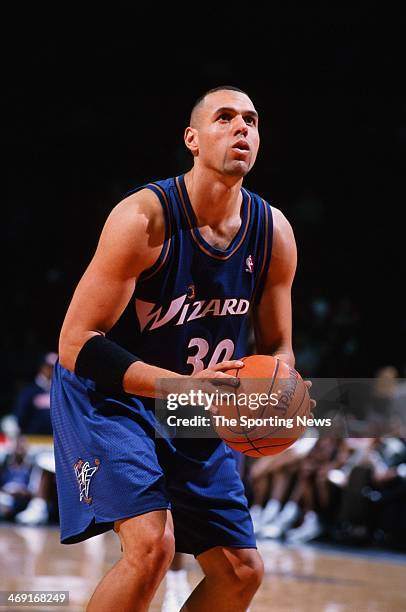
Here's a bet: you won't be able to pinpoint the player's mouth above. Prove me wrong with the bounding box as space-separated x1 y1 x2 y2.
231 139 250 154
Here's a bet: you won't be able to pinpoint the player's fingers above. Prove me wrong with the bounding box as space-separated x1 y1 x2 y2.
303 380 317 412
304 380 316 411
310 399 317 411
210 371 240 388
212 360 245 372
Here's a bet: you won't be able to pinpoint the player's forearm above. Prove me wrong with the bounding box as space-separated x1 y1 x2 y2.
253 321 295 368
123 361 184 398
61 329 184 398
256 342 295 368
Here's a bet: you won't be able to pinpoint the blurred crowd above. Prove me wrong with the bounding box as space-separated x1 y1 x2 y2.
0 353 57 526
246 434 406 549
1 352 406 554
246 361 406 550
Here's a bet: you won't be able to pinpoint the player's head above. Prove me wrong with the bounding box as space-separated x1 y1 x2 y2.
184 86 259 179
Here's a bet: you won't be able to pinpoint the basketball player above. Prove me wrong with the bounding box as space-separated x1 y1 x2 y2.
52 86 308 611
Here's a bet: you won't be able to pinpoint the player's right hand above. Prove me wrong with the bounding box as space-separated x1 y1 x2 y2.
191 360 245 388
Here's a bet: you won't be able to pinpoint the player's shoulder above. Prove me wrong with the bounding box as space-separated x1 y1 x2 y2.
270 205 293 235
94 183 170 261
117 185 163 217
244 185 293 234
270 204 297 270
121 176 175 204
107 178 173 236
250 189 296 255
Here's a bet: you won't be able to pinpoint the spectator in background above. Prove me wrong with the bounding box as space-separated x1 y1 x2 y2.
392 364 406 437
249 432 318 536
0 436 32 520
13 352 57 435
331 436 406 547
284 436 350 543
14 448 55 526
0 434 56 526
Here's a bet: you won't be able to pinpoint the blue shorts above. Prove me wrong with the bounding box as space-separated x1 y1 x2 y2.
50 362 256 557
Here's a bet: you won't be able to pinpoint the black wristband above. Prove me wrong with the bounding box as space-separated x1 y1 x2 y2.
74 335 142 395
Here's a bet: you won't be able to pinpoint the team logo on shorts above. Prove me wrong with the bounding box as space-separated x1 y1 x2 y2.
74 458 100 505
245 254 254 273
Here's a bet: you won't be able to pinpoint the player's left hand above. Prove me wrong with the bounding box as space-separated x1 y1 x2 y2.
304 380 317 413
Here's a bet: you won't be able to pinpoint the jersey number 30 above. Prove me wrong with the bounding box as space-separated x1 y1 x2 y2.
186 338 234 375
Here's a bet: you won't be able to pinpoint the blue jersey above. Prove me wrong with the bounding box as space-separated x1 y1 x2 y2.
51 173 268 546
111 174 273 373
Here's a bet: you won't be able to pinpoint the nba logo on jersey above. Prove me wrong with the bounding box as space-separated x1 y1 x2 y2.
245 255 254 273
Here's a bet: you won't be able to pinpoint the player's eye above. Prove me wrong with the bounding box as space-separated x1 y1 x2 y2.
217 113 232 122
244 115 256 126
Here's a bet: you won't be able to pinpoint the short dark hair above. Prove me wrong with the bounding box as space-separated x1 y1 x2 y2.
190 85 249 125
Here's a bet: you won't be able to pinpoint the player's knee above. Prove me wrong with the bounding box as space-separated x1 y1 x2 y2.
235 552 264 595
216 550 264 596
160 524 176 565
142 524 175 569
122 523 175 572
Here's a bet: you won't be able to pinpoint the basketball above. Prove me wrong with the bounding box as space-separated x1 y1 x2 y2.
212 355 311 457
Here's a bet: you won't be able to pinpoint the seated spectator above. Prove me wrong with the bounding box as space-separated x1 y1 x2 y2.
248 430 318 535
14 449 56 526
284 436 350 543
0 436 32 519
251 435 349 542
13 352 57 435
331 437 406 547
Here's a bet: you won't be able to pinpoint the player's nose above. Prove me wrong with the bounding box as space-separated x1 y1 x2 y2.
233 115 248 136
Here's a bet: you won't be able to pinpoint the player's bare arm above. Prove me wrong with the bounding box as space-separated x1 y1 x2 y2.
254 206 316 408
253 206 297 368
59 189 242 397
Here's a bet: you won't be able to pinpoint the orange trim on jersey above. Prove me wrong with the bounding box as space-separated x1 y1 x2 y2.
251 198 270 304
175 176 251 260
138 183 172 282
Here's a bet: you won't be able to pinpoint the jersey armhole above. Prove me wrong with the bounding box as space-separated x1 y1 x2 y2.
131 183 173 283
252 200 274 306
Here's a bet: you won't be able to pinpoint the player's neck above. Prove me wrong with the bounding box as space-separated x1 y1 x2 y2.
184 168 243 227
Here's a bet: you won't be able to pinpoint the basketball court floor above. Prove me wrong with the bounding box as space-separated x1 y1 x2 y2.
1 525 405 611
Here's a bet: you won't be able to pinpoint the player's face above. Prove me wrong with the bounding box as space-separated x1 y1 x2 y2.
188 90 260 178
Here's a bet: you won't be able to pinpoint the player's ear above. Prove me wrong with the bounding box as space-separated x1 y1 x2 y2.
184 127 199 156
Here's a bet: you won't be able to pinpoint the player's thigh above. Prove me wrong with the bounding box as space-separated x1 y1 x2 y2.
196 546 264 587
114 509 175 563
